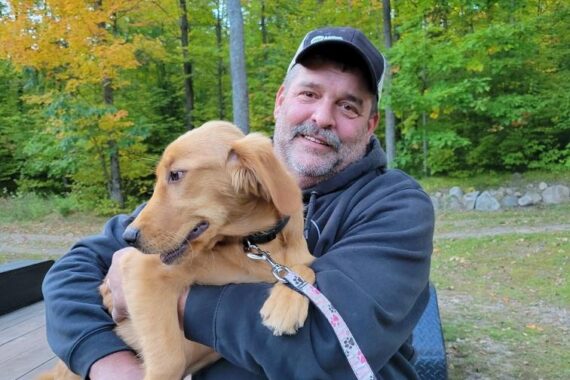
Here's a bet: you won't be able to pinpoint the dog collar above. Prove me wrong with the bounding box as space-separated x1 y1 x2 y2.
244 216 290 246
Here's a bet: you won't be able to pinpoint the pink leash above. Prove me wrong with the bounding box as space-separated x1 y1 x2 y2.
245 242 377 380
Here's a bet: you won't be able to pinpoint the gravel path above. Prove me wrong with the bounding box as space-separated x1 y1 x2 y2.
436 223 570 240
2 222 568 257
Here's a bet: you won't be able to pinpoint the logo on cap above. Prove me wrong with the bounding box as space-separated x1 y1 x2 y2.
310 35 344 45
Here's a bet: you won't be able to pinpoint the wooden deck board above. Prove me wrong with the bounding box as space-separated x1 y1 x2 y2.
0 302 56 380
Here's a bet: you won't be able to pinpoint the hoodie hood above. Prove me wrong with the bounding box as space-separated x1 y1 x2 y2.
301 136 387 240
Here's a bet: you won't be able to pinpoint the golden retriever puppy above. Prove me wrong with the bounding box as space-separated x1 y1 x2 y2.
42 121 315 380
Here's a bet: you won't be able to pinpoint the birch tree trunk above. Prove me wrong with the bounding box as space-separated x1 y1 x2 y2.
382 0 396 167
215 0 225 119
226 0 249 133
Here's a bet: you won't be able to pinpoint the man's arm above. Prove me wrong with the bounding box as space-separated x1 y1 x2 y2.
42 207 143 378
183 186 434 378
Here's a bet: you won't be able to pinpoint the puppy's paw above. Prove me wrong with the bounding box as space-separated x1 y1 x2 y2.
260 282 309 336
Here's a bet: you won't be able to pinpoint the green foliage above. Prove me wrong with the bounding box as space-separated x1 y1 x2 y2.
0 62 24 192
388 0 570 177
395 128 471 176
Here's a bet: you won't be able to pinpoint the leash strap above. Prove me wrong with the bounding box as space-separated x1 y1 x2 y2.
245 242 377 380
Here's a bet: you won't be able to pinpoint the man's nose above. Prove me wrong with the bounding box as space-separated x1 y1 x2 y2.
311 101 335 129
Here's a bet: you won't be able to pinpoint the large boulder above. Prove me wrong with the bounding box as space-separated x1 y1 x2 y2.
442 194 463 211
541 185 570 204
501 195 519 208
518 191 542 206
475 191 501 211
449 186 464 199
463 191 480 210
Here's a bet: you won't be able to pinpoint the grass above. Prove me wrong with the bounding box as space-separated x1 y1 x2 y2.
0 193 78 222
0 252 61 265
433 209 570 379
418 169 570 193
433 232 569 306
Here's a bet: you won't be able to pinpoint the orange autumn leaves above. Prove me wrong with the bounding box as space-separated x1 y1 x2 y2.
0 0 160 90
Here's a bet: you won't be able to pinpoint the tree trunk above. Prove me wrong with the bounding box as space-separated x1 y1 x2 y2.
102 76 125 207
382 0 396 167
94 1 124 206
260 0 268 45
422 111 429 177
226 0 249 133
178 0 194 130
216 0 225 119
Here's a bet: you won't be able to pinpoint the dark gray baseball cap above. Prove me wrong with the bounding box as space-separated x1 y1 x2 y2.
288 27 386 98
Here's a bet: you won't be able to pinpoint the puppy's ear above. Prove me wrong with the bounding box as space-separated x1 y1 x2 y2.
227 133 301 216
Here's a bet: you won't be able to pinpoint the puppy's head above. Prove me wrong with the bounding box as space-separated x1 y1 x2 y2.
124 121 301 265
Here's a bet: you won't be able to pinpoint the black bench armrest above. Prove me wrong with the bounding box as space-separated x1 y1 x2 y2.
0 259 54 315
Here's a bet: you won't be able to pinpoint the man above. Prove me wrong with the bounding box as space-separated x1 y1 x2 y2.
43 27 434 379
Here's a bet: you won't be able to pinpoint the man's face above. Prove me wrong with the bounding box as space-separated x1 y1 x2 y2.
273 62 379 189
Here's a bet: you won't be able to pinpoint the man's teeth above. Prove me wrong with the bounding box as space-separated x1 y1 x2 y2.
303 135 327 145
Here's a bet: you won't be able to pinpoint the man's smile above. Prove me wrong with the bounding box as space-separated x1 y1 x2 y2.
300 134 333 147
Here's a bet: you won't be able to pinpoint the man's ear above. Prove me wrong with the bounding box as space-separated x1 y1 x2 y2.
226 133 301 217
367 112 379 138
273 85 286 120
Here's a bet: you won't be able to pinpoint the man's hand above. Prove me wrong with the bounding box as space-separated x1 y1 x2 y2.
107 247 137 322
89 351 143 380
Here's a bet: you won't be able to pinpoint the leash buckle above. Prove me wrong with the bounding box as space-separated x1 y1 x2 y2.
244 241 289 283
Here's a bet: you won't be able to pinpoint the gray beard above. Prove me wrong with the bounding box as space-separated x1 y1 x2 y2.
277 121 341 178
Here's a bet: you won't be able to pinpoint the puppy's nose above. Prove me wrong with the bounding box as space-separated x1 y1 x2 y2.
122 226 140 246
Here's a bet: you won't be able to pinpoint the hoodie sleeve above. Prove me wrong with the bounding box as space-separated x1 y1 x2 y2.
183 182 434 379
42 206 143 378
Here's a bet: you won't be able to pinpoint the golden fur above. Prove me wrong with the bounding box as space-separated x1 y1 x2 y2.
41 121 315 380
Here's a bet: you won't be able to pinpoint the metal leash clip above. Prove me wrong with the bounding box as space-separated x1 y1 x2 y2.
244 241 290 283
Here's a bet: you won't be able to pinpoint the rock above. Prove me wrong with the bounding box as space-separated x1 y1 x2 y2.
518 191 542 206
430 196 440 211
430 182 570 210
490 188 506 200
542 185 570 204
449 186 464 199
463 191 480 210
501 195 519 208
498 187 507 195
442 195 463 211
475 191 501 211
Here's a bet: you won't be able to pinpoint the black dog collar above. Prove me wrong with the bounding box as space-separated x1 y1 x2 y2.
244 216 290 246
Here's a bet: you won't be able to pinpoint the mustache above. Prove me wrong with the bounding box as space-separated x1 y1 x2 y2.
292 122 340 150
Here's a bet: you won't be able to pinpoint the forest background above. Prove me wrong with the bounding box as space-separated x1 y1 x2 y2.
0 0 568 213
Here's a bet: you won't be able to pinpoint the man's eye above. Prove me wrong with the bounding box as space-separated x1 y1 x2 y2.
168 170 186 183
340 103 360 117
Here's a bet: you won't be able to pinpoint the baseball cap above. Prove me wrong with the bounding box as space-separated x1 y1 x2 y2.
288 27 386 98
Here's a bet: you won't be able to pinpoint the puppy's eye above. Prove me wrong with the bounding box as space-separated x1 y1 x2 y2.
168 170 186 183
